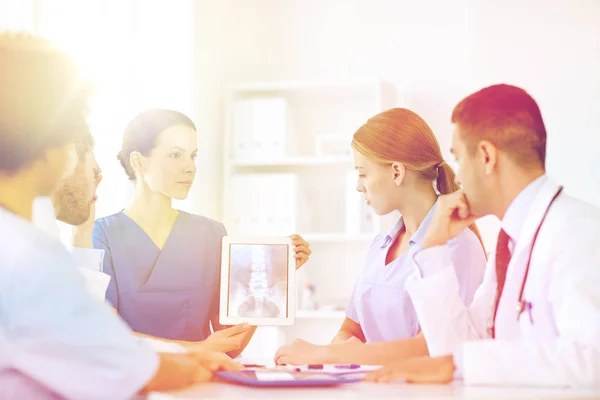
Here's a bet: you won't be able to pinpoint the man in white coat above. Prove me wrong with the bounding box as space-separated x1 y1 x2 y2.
365 84 600 388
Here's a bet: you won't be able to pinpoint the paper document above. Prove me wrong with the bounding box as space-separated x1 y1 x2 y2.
141 337 187 354
78 268 111 302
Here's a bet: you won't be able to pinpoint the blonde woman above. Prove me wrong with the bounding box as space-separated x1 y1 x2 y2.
275 108 487 366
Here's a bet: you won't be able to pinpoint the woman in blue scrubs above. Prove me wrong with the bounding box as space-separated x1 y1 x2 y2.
93 109 311 356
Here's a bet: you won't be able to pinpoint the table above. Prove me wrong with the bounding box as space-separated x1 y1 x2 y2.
150 381 600 399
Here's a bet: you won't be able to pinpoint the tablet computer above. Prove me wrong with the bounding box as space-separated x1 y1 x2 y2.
215 371 362 387
219 236 295 326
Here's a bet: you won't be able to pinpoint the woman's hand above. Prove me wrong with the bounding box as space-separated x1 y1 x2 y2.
274 339 329 365
187 323 252 354
331 335 362 345
291 234 312 270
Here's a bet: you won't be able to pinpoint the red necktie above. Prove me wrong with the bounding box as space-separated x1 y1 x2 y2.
489 229 511 338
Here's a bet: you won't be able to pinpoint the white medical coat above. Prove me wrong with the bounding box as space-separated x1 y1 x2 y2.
406 178 600 388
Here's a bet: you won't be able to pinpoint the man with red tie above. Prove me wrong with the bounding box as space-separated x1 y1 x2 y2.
365 84 600 387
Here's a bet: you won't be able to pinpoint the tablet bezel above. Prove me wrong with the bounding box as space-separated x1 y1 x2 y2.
219 236 295 326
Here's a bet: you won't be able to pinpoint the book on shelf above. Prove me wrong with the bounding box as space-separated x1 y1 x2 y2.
228 173 297 236
233 97 293 161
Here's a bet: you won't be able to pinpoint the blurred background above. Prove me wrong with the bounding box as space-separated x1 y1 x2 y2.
2 0 599 359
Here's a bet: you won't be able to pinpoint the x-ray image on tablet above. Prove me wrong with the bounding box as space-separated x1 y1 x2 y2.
219 237 295 326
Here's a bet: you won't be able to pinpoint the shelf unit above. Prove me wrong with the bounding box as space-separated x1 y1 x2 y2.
222 79 388 358
302 233 374 243
232 155 353 168
296 309 347 320
232 79 383 93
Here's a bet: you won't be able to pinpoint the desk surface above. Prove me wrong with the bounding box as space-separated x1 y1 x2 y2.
150 381 600 400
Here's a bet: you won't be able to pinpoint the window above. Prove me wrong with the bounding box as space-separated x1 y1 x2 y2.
8 0 196 218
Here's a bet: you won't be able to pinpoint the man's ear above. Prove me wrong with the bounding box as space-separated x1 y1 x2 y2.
34 143 77 196
44 143 78 180
477 140 498 175
391 162 406 186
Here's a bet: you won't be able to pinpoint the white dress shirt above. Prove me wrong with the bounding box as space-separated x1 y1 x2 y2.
405 177 600 388
32 197 111 301
501 175 548 254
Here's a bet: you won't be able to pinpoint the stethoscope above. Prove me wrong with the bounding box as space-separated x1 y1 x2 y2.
489 186 564 338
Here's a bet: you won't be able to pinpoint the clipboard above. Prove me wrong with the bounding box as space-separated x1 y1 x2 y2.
215 370 363 387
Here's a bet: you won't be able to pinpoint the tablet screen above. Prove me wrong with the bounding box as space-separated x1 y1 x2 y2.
227 244 289 318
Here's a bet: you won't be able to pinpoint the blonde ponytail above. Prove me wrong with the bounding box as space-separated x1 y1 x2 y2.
435 162 457 195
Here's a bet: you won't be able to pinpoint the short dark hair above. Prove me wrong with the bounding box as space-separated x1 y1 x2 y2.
117 109 196 180
0 32 91 173
451 84 547 167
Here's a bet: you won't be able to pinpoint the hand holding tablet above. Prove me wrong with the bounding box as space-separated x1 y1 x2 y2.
194 323 253 353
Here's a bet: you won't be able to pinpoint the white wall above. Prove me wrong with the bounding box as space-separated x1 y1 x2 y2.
193 0 600 248
3 0 599 230
13 0 197 218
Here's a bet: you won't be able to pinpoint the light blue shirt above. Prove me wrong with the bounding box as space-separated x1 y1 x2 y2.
0 207 158 400
346 202 486 343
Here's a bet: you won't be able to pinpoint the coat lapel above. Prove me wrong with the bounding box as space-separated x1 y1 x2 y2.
496 178 563 337
509 178 563 266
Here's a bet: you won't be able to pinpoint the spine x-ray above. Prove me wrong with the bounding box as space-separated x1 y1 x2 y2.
228 244 289 318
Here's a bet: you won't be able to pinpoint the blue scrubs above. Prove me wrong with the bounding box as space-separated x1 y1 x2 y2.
93 211 226 342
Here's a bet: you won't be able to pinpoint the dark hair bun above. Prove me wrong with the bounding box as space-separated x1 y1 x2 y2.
116 150 135 181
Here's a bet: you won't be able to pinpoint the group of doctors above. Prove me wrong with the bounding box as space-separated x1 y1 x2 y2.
1 32 599 399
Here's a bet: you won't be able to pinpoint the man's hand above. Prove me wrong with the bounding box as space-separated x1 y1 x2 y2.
274 339 329 365
141 349 242 393
291 234 312 270
191 349 242 372
363 355 455 384
421 191 478 249
193 323 252 353
140 353 213 393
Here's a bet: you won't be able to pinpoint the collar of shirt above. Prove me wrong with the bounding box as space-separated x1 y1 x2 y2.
501 174 548 253
380 201 438 249
32 196 60 239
